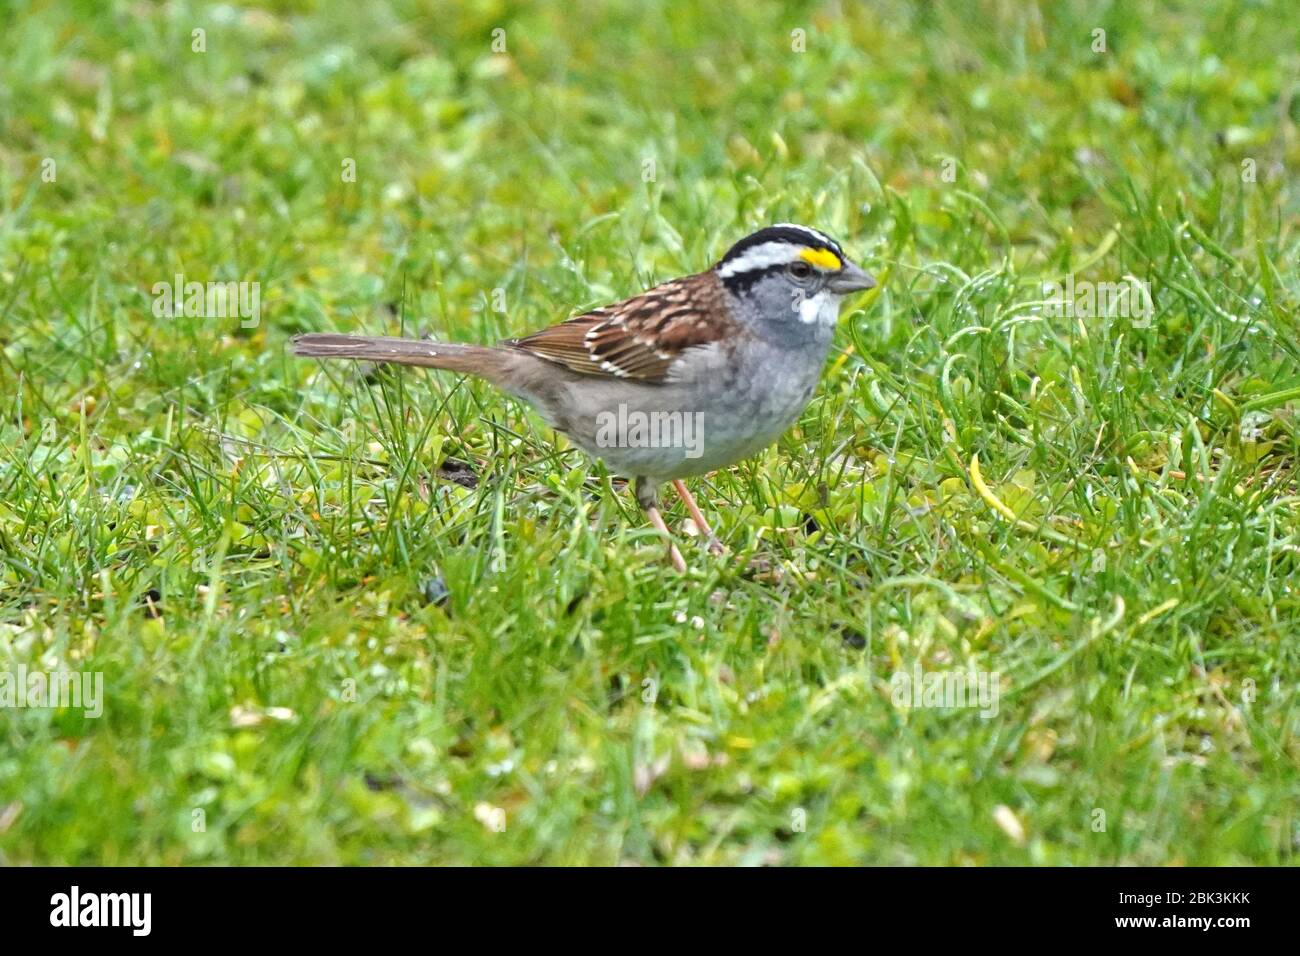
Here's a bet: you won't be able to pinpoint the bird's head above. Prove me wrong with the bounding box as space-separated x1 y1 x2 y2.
714 224 875 339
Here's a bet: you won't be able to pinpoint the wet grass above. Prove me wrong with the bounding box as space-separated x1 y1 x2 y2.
0 0 1297 864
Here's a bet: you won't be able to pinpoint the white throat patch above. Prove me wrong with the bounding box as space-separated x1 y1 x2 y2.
797 290 838 325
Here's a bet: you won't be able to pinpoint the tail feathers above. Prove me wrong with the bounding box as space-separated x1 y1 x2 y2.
292 333 507 379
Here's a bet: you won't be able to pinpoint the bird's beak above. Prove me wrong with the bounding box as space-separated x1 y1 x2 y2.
828 261 876 294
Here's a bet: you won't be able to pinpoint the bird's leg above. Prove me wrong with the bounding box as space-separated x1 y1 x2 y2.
672 479 725 555
635 477 687 573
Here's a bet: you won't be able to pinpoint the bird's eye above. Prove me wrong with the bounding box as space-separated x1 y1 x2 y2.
788 261 813 280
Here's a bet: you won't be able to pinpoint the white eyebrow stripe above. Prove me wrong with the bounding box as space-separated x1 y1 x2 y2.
716 241 802 277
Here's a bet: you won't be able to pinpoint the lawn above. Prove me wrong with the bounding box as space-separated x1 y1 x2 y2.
1 0 1297 865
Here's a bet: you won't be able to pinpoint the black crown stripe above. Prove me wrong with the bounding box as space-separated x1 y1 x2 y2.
717 225 844 267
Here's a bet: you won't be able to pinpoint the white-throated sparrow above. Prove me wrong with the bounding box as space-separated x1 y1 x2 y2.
293 224 875 571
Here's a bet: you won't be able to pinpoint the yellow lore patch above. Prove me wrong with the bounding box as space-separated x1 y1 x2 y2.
799 247 842 270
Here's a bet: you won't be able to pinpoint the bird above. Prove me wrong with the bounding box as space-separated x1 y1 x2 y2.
292 223 875 571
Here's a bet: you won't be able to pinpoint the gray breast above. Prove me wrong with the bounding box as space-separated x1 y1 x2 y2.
550 335 832 481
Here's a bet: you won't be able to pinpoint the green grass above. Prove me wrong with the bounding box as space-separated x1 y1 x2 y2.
1 0 1298 865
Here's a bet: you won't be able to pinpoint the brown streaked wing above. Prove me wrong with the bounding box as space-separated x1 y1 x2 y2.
505 272 735 384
